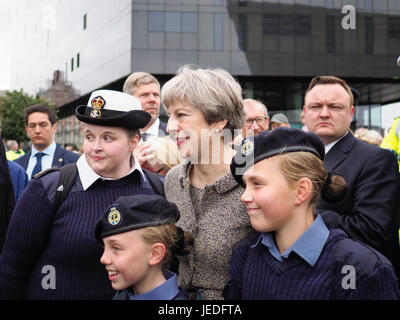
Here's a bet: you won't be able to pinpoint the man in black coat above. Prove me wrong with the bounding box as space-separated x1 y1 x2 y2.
303 76 400 276
15 104 79 179
0 132 15 253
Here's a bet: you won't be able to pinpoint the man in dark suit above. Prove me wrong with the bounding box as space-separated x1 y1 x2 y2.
123 72 167 139
303 76 400 276
123 72 169 174
15 104 79 180
0 132 15 253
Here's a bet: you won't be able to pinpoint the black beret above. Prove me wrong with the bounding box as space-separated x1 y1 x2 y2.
94 195 180 243
231 127 325 187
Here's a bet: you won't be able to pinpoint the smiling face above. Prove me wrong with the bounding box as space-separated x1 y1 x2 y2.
241 157 297 233
303 84 354 145
83 124 139 179
166 99 216 161
100 230 152 291
25 112 57 151
242 100 269 138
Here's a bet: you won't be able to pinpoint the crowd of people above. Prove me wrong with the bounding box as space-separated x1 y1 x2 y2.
0 66 399 300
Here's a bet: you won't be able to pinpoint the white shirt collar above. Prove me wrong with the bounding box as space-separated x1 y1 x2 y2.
77 153 146 191
142 118 160 138
325 131 348 154
31 141 56 157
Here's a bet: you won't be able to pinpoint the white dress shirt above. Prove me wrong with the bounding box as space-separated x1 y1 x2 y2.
76 153 146 191
26 141 57 180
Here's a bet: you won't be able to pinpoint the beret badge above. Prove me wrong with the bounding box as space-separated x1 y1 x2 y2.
90 96 105 119
108 207 122 226
241 139 254 156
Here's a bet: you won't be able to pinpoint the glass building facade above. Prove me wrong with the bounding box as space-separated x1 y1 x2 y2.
14 0 400 144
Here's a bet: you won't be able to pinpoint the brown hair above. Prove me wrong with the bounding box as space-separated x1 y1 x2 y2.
25 104 57 126
305 76 354 107
277 152 347 211
138 224 193 267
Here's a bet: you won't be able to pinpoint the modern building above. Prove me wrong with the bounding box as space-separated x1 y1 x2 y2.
10 0 400 146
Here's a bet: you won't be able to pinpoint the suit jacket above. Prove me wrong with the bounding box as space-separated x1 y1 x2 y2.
159 120 167 135
15 144 80 171
317 131 400 274
0 134 15 253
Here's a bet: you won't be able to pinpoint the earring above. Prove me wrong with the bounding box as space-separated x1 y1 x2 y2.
215 128 220 133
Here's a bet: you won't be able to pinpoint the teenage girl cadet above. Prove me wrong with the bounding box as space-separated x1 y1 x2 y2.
95 194 197 300
0 90 163 299
226 127 400 299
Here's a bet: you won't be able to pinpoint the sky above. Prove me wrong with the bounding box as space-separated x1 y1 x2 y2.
0 0 12 91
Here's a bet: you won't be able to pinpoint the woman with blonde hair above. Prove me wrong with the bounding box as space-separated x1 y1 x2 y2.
162 65 252 299
226 127 400 299
96 194 197 300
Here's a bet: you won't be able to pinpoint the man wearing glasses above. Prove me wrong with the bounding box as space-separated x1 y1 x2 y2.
241 99 270 139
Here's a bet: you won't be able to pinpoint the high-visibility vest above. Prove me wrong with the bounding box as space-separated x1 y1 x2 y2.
381 117 400 171
6 149 25 161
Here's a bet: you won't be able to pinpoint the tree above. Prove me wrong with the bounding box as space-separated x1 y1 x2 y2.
0 89 53 143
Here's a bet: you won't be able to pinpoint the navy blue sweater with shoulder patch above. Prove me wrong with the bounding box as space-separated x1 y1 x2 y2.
225 229 400 300
0 171 157 299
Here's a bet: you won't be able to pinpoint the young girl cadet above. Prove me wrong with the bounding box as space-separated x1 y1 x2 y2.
0 90 163 299
226 127 400 300
95 194 196 300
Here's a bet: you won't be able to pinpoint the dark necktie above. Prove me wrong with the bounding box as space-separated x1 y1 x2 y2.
31 152 45 178
141 132 149 142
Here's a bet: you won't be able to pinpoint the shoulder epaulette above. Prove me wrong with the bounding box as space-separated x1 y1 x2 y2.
332 238 392 278
32 166 60 180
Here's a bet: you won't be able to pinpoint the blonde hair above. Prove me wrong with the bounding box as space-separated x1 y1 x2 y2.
161 65 245 140
354 127 368 139
151 136 182 170
359 130 383 146
138 224 193 267
123 72 160 96
277 152 347 210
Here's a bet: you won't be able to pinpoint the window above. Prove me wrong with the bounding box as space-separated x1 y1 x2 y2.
388 17 400 39
165 12 181 32
214 13 223 51
148 11 164 32
364 0 372 10
148 11 198 33
263 15 310 36
71 57 74 72
77 53 80 68
295 15 311 36
83 14 87 30
326 0 334 9
238 14 247 51
182 12 197 33
263 14 279 35
365 17 374 54
326 15 335 53
280 15 294 35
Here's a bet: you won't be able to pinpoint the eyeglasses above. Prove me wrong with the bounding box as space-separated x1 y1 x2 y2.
244 117 267 127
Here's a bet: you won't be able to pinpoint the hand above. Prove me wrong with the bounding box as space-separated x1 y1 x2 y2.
133 142 164 174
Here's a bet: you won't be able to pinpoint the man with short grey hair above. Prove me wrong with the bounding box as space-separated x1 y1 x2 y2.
241 99 269 139
270 113 290 130
123 72 167 139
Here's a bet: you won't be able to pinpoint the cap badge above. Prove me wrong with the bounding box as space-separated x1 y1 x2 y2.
108 207 122 226
241 139 254 156
90 96 105 119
